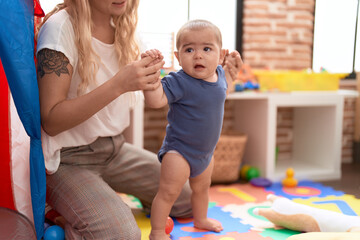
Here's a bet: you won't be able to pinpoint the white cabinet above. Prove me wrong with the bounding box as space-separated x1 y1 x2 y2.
227 91 357 181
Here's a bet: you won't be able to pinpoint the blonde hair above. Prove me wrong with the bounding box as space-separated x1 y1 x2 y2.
175 19 222 50
36 0 140 95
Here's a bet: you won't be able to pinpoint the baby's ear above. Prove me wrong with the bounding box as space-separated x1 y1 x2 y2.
174 51 181 66
219 49 227 65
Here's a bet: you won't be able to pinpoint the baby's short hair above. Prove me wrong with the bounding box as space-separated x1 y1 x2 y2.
175 19 222 50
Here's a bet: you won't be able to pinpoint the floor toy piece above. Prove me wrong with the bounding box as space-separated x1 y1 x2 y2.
125 180 359 239
250 177 272 187
282 168 298 187
287 232 360 240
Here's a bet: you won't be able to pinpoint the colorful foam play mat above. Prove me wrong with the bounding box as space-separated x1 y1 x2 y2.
119 180 360 240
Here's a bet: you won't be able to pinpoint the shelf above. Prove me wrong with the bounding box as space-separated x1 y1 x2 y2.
228 91 348 181
275 159 339 181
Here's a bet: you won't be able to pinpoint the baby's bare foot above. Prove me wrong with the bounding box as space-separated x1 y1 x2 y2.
194 218 223 232
149 229 171 240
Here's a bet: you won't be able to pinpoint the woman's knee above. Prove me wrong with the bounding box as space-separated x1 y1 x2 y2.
94 202 141 239
71 210 141 240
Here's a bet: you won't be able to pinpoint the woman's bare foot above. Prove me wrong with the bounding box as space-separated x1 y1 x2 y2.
149 229 171 240
194 218 223 232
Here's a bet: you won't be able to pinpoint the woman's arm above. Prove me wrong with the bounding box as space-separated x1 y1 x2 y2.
37 48 163 136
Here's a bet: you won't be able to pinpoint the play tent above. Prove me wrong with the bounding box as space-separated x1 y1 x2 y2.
0 0 46 239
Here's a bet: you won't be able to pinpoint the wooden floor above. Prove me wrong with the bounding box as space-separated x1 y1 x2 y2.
319 161 360 198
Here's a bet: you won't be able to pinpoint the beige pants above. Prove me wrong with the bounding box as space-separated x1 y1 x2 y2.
46 134 192 240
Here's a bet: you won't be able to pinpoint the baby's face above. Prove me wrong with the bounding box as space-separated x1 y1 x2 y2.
175 28 223 82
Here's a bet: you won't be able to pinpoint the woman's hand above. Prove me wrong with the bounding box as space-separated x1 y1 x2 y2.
113 55 165 93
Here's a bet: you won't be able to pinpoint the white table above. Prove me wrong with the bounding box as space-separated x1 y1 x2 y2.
227 90 358 181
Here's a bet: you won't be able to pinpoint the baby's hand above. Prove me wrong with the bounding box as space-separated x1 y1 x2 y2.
141 49 162 59
223 50 243 81
141 49 164 67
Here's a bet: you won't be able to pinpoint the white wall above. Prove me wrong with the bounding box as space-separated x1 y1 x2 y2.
313 0 359 73
40 0 360 74
188 0 237 52
138 0 237 69
40 0 237 69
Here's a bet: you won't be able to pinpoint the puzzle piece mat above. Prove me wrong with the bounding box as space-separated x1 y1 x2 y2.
119 181 360 240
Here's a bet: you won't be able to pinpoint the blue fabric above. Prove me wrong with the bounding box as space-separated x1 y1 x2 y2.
0 0 46 239
158 66 227 177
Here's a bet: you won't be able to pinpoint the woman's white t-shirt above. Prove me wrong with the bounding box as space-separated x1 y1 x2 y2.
36 9 139 174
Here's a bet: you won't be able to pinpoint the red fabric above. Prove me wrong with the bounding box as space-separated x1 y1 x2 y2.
34 0 44 17
33 0 44 65
0 60 15 210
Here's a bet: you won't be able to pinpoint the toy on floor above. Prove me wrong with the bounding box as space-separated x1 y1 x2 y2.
43 225 65 240
250 177 272 187
240 165 260 181
282 167 298 187
240 164 251 180
246 166 260 180
254 194 360 233
165 216 174 235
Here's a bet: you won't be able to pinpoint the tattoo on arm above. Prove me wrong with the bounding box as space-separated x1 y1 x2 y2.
37 48 70 78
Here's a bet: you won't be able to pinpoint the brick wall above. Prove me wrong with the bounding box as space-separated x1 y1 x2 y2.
143 0 357 163
340 81 357 163
242 0 315 70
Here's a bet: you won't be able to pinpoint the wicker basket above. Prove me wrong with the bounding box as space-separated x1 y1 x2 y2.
211 134 247 183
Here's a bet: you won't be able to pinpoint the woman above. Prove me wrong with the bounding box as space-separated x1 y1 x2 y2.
36 0 192 239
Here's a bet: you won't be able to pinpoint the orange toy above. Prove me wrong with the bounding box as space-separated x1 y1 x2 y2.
237 64 255 82
282 168 298 187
